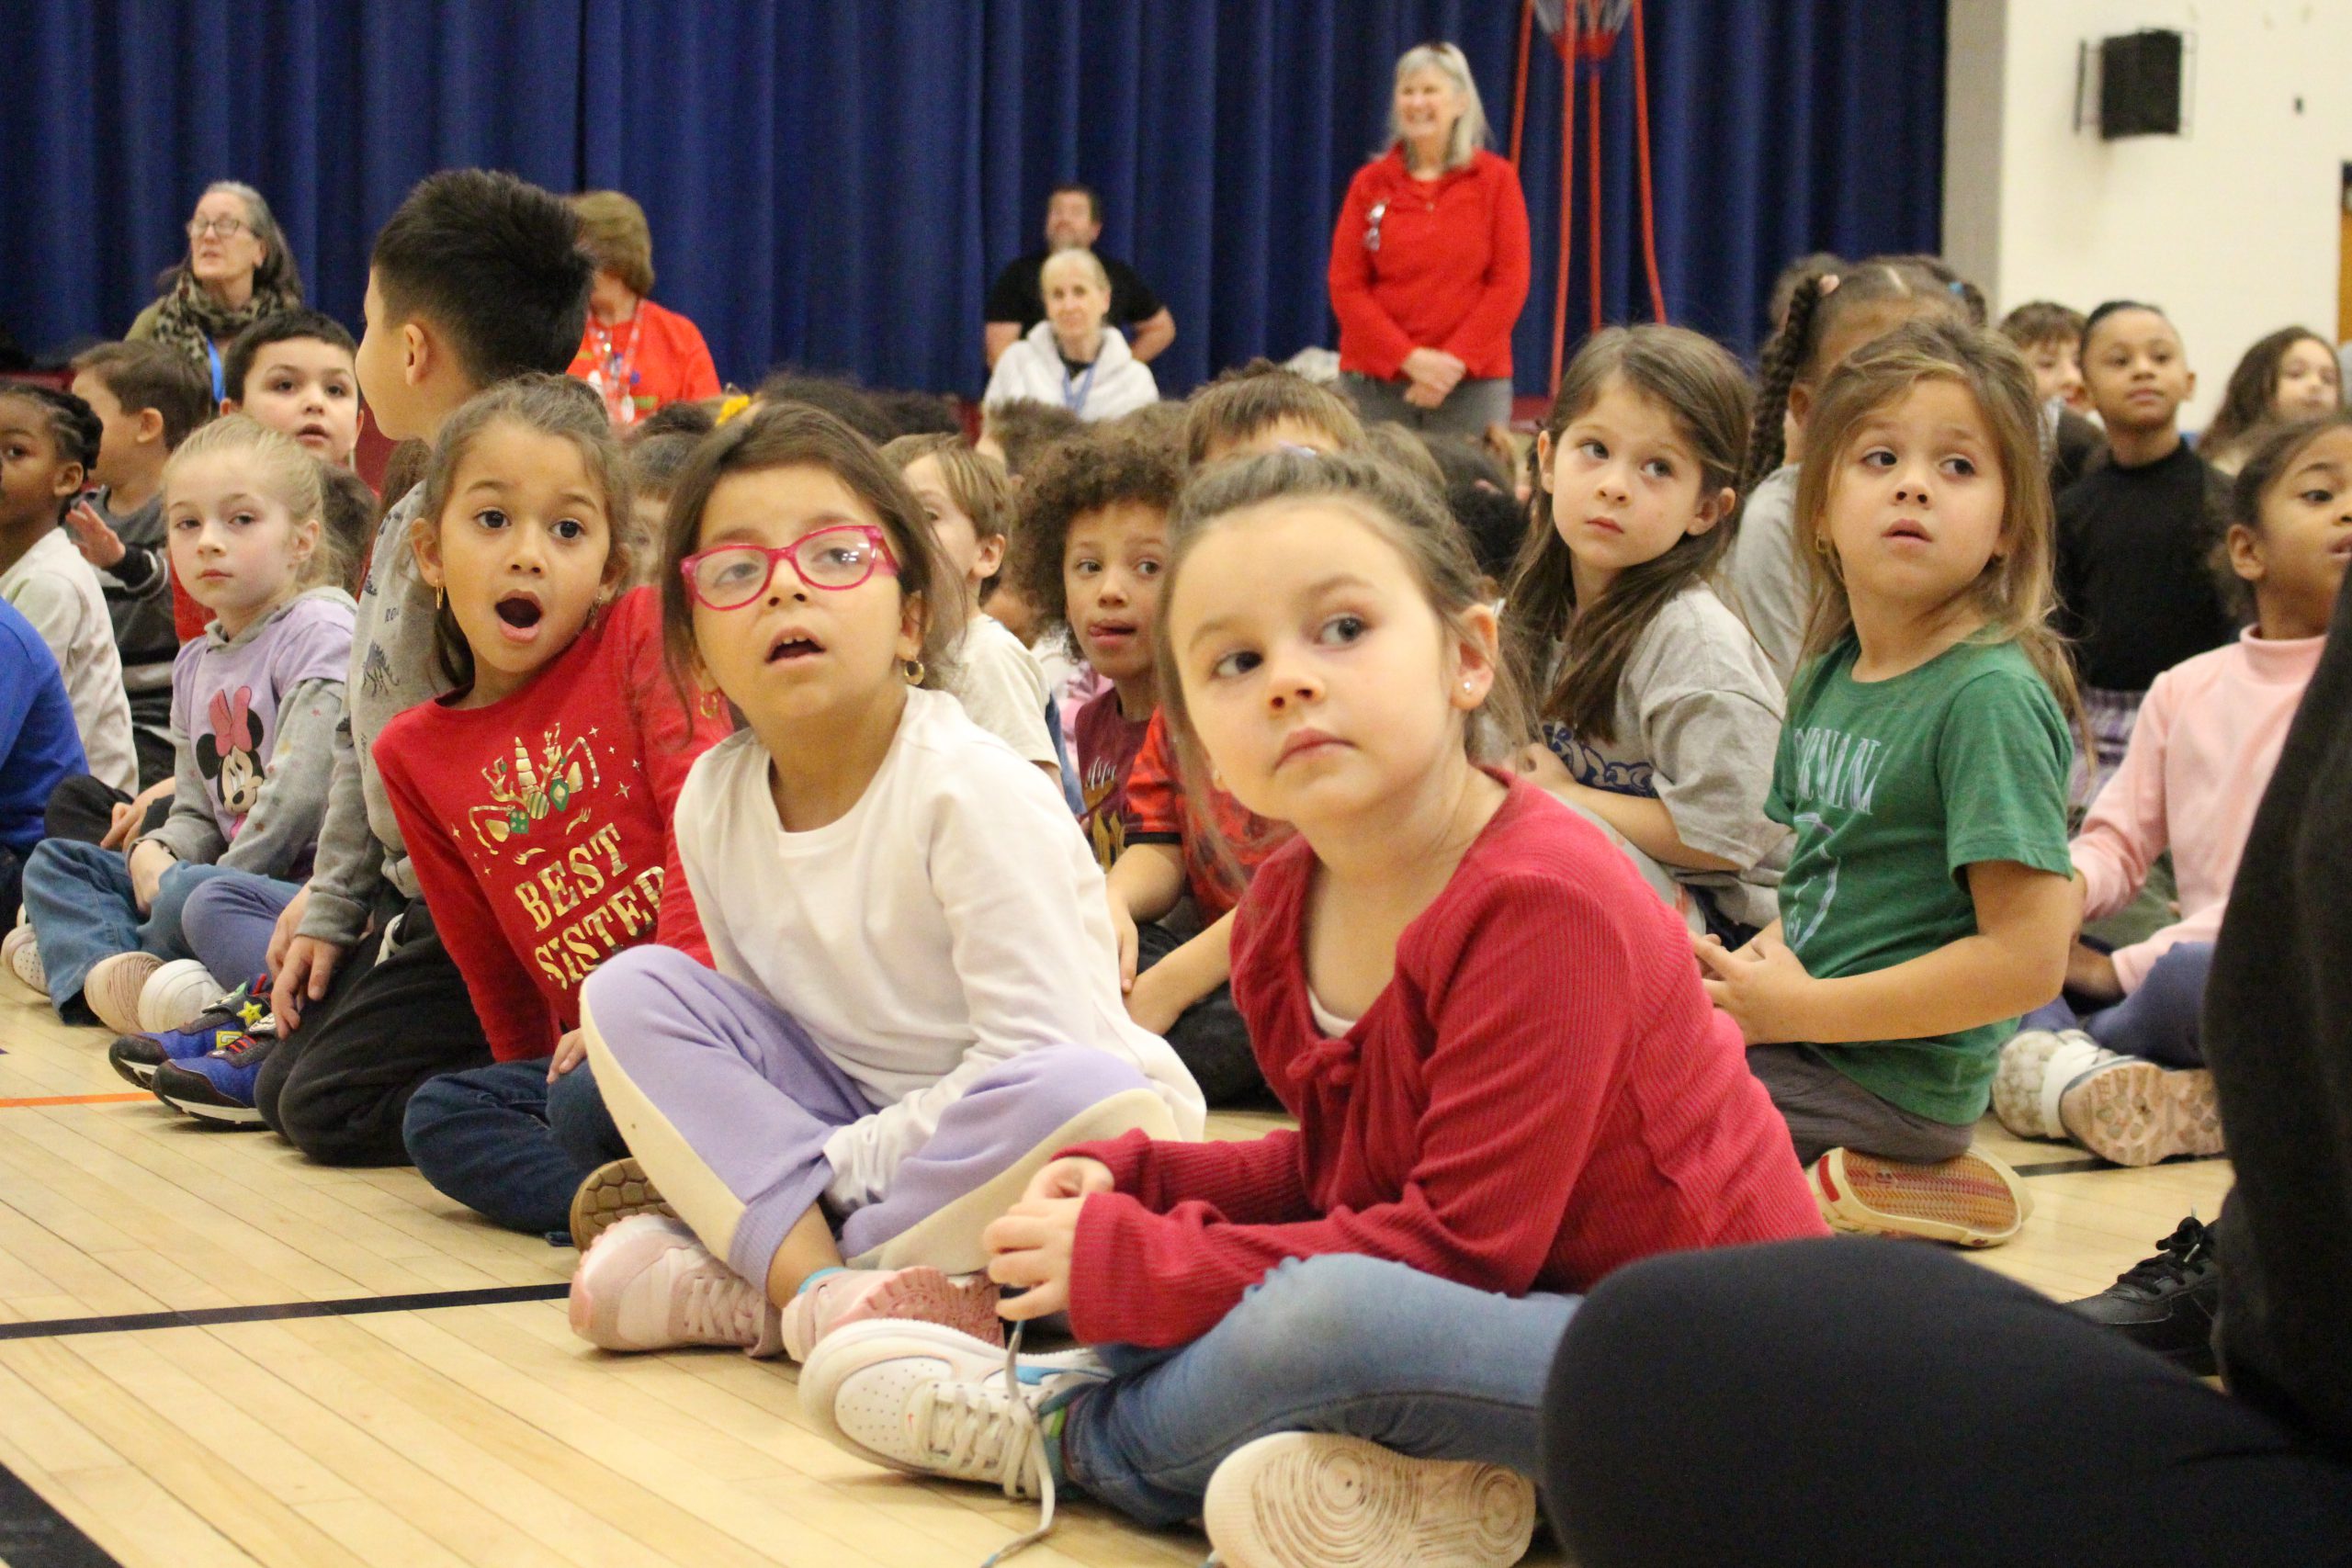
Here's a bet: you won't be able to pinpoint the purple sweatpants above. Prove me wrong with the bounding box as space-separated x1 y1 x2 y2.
580 945 1164 1286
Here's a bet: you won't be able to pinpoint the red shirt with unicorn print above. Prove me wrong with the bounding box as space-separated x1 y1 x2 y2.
371 586 731 1062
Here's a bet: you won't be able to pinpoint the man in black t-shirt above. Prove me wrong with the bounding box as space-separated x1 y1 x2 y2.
984 185 1175 368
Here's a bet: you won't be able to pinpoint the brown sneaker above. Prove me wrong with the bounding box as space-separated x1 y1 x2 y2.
569 1157 675 1250
1811 1146 2031 1247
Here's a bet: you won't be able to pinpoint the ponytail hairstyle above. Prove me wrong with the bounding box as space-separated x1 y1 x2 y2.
164 413 339 591
1743 254 1979 490
2201 326 2344 460
657 401 965 717
1503 325 1751 744
413 374 637 698
1157 450 1524 874
1792 317 2080 724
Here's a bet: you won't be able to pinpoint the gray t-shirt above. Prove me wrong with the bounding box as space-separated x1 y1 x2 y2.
1722 463 1806 689
1539 583 1790 931
297 485 450 947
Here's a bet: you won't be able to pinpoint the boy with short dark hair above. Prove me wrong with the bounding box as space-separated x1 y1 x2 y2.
221 309 363 469
151 170 594 1158
64 344 211 788
1999 299 2101 493
2055 300 2239 797
1182 360 1366 466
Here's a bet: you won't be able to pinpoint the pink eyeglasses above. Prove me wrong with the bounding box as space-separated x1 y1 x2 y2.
679 524 900 610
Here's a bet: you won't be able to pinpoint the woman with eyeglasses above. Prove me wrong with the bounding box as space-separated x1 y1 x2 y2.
1328 42 1532 437
129 182 305 404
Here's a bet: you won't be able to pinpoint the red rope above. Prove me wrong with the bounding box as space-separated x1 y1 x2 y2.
1588 78 1604 334
1550 5 1579 393
1510 0 1534 168
1629 0 1668 322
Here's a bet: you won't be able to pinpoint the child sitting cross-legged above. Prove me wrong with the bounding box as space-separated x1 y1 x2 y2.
563 404 1203 1363
392 376 732 1235
19 416 350 1043
793 449 1823 1568
1698 319 2081 1249
1994 411 2351 1166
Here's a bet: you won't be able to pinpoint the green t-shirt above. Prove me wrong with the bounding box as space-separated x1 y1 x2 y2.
1768 635 2074 1123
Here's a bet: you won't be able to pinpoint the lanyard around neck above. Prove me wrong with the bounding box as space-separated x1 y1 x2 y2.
1061 356 1099 414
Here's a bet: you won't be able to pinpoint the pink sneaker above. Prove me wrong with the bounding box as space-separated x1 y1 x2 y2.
779 1266 1004 1361
568 1214 784 1357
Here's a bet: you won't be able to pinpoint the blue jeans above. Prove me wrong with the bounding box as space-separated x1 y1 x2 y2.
1056 1254 1579 1528
178 870 303 992
401 1057 628 1238
18 840 243 1021
2022 942 2215 1068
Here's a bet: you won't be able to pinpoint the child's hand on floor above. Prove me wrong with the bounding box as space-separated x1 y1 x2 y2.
548 1029 588 1082
2066 942 2125 1004
1695 932 1815 1045
984 1198 1087 1322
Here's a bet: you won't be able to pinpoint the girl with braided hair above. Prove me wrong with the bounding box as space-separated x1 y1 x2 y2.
1724 255 1977 684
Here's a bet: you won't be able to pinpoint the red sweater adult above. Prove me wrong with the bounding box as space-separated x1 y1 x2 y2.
566 298 722 425
1328 148 1532 383
1063 774 1826 1348
372 586 730 1062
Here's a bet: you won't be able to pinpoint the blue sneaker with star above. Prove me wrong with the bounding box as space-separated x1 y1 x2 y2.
151 1023 277 1126
107 980 269 1088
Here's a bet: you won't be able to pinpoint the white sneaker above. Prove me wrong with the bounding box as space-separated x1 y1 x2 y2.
3 924 46 997
799 1318 1109 1560
777 1265 1003 1361
1204 1433 1539 1568
1993 1028 2107 1139
139 958 231 1033
84 951 164 1036
567 1215 783 1356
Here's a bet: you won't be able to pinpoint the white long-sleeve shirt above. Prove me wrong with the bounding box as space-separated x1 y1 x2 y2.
673 686 1204 1208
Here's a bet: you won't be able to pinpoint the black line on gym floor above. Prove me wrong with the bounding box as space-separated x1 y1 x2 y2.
2012 1152 2226 1177
0 1452 121 1568
0 1282 570 1341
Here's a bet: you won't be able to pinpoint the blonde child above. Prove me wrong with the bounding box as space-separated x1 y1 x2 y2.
881 434 1059 778
1996 411 2351 1166
1697 318 2078 1248
1727 256 1975 684
563 404 1202 1364
795 449 1822 1568
379 377 731 1234
18 416 350 1045
1506 325 1787 941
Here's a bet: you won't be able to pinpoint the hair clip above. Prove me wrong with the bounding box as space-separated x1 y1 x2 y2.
1277 442 1323 457
1818 274 1841 296
715 393 752 426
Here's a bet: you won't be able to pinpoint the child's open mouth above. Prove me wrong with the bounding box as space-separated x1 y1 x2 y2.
494 593 544 640
767 632 825 663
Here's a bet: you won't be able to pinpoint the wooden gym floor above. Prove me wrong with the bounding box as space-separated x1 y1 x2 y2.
0 982 2232 1568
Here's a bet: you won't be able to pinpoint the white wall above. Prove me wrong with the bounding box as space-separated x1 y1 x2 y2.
1944 0 2352 426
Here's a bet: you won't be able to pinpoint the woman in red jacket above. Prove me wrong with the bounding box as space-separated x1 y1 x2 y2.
794 452 1823 1568
1329 43 1532 439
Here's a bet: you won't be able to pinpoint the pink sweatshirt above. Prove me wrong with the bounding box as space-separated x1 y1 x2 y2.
2074 627 2321 991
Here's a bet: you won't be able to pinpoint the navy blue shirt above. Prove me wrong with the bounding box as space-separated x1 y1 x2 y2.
0 597 85 853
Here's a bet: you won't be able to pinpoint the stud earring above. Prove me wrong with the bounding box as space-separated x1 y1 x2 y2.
903 657 927 685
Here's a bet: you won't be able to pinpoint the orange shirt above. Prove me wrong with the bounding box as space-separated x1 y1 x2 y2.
567 298 721 426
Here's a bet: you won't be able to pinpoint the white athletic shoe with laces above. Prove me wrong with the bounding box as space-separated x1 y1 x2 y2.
3 923 46 997
799 1318 1109 1563
139 958 232 1033
567 1214 784 1356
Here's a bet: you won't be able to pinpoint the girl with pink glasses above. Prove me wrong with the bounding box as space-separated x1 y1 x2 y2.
564 402 1204 1365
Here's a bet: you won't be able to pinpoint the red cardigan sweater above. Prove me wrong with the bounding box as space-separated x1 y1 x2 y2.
373 586 730 1061
1063 776 1826 1348
1328 147 1532 383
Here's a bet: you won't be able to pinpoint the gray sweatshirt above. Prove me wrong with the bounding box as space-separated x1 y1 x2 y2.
297 486 451 947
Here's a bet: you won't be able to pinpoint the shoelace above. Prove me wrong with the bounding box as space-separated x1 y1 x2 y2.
943 1322 1056 1568
676 1263 762 1346
2115 1216 2211 1295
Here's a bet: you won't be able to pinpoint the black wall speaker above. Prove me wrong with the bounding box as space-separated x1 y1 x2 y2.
2100 29 2185 139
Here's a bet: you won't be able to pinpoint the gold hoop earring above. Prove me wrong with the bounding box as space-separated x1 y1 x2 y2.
903 658 926 685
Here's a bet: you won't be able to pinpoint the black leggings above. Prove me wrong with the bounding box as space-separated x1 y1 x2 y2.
1544 1237 2352 1567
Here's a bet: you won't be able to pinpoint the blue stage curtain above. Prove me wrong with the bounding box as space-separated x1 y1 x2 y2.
0 1 1943 397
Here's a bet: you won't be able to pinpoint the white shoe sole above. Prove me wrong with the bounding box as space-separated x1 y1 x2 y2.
2061 1061 2224 1167
1813 1147 2031 1247
797 1317 1038 1479
1204 1433 1537 1568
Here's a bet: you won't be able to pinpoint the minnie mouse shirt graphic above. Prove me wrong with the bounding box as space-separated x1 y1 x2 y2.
165 589 355 852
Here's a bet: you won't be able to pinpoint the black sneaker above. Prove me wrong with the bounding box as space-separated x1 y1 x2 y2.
2069 1215 2219 1375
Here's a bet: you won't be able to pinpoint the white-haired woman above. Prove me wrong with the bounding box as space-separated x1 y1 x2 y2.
129 182 304 402
1329 42 1531 436
980 248 1159 422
